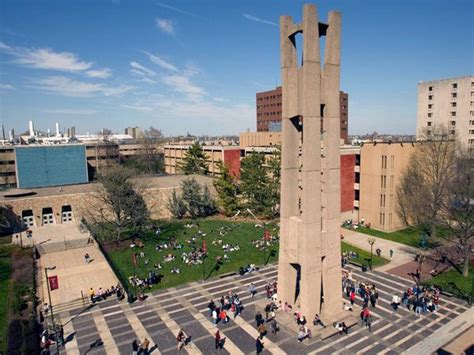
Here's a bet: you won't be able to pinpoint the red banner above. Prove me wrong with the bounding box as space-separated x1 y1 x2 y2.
132 252 137 267
48 275 59 291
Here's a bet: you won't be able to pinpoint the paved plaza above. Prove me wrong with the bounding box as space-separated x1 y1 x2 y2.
56 263 471 354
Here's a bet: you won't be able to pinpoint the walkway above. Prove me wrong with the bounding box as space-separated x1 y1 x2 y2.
56 263 470 354
341 228 418 272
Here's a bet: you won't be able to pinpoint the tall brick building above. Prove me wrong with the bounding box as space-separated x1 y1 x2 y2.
256 86 349 143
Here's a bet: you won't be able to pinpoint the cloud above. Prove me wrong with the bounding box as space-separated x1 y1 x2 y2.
155 2 199 17
120 104 154 112
155 18 174 34
142 51 178 72
242 13 278 27
130 61 156 76
45 109 97 115
31 76 133 97
0 83 15 90
162 74 206 100
0 42 93 72
85 68 112 78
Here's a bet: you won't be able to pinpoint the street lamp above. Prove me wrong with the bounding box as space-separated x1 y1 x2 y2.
44 266 59 354
367 237 376 271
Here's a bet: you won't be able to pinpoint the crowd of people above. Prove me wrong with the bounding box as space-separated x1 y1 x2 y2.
88 284 124 303
399 284 441 314
207 290 244 324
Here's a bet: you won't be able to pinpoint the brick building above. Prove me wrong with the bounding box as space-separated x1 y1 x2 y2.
256 86 349 143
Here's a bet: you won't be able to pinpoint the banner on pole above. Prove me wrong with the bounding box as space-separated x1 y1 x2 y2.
48 275 59 291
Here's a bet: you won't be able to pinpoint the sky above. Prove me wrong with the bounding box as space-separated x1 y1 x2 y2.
0 0 472 137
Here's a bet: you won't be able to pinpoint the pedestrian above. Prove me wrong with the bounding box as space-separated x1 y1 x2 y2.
258 322 267 338
350 290 356 305
214 330 223 349
376 248 381 257
84 253 90 264
249 283 257 298
132 339 139 355
176 329 187 350
212 308 218 324
391 294 401 311
271 319 279 335
140 338 150 355
256 335 264 354
255 311 263 327
219 309 229 324
88 288 95 303
389 249 394 258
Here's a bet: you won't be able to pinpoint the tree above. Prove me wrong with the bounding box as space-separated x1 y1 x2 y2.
439 149 473 277
0 205 22 236
213 162 240 216
266 147 281 217
86 167 149 242
167 190 186 219
240 152 274 217
136 126 164 175
168 178 216 219
396 126 456 240
178 142 209 175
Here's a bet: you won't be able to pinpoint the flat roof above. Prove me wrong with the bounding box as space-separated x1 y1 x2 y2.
0 174 213 202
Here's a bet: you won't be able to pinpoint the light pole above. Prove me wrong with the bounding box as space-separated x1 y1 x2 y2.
368 237 376 271
44 266 59 354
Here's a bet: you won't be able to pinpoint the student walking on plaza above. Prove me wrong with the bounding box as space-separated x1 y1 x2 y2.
249 283 257 298
140 338 150 355
215 330 224 349
256 335 264 354
177 329 187 351
132 339 139 355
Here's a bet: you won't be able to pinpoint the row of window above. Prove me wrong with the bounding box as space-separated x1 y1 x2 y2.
257 111 282 117
257 102 282 110
257 94 282 102
379 212 393 227
381 155 395 170
428 82 474 92
379 193 394 208
381 174 395 189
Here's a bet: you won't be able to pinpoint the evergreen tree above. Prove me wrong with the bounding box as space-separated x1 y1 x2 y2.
178 142 209 175
200 185 217 216
213 162 240 216
167 190 186 219
181 178 203 218
240 153 274 217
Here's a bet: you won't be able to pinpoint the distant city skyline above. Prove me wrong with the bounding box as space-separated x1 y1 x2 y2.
0 0 472 136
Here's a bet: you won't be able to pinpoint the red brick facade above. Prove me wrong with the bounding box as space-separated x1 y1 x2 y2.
223 150 241 178
340 154 355 212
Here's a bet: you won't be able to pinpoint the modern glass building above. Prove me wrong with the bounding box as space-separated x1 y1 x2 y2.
15 145 88 188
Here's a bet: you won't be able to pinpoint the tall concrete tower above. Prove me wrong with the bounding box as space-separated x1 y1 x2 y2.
277 4 342 320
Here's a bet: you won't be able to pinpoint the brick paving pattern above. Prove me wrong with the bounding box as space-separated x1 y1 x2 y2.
57 264 470 354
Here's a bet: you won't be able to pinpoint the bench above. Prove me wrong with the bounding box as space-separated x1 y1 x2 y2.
318 315 359 340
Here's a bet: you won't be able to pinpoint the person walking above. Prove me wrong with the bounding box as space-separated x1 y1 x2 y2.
271 319 279 335
255 312 263 327
177 329 187 351
256 335 264 354
140 338 150 355
257 323 267 338
389 249 394 258
214 330 223 349
84 253 90 264
249 283 257 298
132 339 139 355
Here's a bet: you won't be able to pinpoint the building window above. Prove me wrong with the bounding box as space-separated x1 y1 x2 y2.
390 155 394 169
427 121 432 126
451 111 456 117
390 175 394 189
451 102 457 108
428 104 433 109
450 130 455 135
470 130 474 135
428 95 433 100
381 155 387 169
452 93 457 98
471 111 474 116
389 213 393 226
428 86 433 91
381 175 387 188
452 83 457 89
428 113 432 118
450 121 456 126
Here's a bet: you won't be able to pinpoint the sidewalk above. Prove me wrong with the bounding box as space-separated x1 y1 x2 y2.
341 228 419 272
404 306 474 354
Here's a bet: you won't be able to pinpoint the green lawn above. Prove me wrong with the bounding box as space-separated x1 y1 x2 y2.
423 266 473 297
104 219 389 295
342 243 388 268
0 257 11 354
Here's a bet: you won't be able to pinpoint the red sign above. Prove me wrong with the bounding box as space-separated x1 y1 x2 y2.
48 275 59 291
264 229 270 241
202 239 207 254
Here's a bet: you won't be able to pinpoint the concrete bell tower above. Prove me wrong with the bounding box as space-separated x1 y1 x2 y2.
277 4 342 320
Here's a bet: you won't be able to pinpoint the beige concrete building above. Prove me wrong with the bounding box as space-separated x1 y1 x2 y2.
0 146 16 188
417 76 474 148
239 131 282 148
164 144 241 177
277 4 343 321
358 142 415 232
1 175 214 228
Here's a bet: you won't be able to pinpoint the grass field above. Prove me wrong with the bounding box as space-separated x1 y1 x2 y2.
424 266 473 297
0 257 11 354
341 243 388 268
105 219 389 294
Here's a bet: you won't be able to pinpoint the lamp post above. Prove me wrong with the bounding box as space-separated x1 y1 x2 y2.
368 237 376 271
44 266 59 354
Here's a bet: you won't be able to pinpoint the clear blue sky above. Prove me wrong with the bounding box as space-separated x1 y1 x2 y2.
0 0 472 136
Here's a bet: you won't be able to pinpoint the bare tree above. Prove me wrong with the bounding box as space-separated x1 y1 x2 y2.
396 126 456 239
439 148 473 277
137 126 164 174
84 167 149 242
